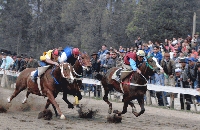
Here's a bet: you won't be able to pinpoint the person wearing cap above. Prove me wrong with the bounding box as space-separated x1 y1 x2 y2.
116 49 125 68
101 52 114 74
188 57 199 105
123 50 146 74
187 57 198 86
58 46 80 65
179 58 192 110
31 49 60 83
90 52 100 73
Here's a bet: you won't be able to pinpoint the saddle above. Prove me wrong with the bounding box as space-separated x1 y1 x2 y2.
112 68 133 82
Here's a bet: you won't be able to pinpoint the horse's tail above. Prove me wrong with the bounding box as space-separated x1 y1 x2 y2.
94 73 103 81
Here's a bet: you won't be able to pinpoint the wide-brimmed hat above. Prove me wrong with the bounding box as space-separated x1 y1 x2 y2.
58 47 63 51
91 52 98 56
188 57 197 62
179 58 186 63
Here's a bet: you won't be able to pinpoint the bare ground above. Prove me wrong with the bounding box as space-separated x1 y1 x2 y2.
0 87 200 130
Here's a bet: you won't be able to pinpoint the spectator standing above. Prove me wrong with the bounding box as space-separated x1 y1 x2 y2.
161 52 175 107
135 36 142 48
18 56 27 72
90 52 101 96
150 46 165 106
116 50 125 68
101 52 114 73
98 44 109 73
110 51 118 67
179 58 192 110
0 53 14 70
90 52 100 73
26 56 39 68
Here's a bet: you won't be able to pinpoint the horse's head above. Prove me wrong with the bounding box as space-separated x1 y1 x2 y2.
146 56 160 75
78 52 92 71
60 63 74 83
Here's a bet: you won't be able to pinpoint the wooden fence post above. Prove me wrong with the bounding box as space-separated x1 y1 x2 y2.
146 90 152 105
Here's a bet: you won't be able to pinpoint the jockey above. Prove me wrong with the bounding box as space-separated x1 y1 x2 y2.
123 50 146 74
58 47 80 65
31 48 60 83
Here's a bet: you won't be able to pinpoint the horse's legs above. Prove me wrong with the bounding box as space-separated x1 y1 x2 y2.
46 90 65 119
132 97 145 117
128 101 137 113
103 88 112 114
45 99 58 117
62 91 74 109
22 91 30 104
8 87 25 103
113 95 129 115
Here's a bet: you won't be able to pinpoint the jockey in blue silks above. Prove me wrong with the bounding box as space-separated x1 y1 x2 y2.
58 47 80 65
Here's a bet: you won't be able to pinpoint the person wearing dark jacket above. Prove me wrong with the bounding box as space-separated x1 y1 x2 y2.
91 52 100 73
26 56 39 68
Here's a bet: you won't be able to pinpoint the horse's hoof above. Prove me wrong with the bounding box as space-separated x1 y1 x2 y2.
22 97 27 104
68 104 74 109
113 110 119 114
60 114 66 120
7 97 11 103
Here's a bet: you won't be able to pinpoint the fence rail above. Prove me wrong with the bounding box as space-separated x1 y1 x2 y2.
0 70 200 112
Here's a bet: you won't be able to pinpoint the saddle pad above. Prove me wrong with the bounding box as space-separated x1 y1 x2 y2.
111 68 122 80
38 65 50 76
120 70 133 80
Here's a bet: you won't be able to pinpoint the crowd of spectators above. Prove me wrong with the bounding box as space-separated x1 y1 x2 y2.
0 52 39 72
86 34 200 110
1 34 200 110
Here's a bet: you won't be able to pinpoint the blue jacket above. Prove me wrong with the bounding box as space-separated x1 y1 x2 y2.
98 49 108 65
0 56 14 70
150 52 162 64
129 57 147 71
58 47 73 63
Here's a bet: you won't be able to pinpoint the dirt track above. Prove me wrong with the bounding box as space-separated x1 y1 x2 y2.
0 87 200 130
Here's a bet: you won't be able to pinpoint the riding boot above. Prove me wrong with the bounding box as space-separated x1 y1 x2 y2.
32 69 38 82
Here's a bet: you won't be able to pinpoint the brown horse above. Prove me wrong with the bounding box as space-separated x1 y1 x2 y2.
95 56 159 117
50 52 92 116
60 52 92 105
7 63 74 119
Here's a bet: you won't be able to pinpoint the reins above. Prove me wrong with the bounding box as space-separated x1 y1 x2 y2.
73 56 83 80
51 65 60 84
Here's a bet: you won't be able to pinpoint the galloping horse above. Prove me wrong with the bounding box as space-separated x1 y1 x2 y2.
7 63 74 119
60 52 92 107
49 52 92 116
95 56 159 117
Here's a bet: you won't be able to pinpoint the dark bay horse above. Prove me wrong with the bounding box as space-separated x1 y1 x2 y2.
61 52 92 106
7 63 74 119
95 56 159 117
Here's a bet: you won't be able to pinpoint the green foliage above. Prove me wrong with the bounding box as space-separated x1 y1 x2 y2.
0 0 199 57
126 0 199 42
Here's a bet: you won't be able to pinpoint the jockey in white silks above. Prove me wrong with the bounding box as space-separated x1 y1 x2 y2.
58 47 80 65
